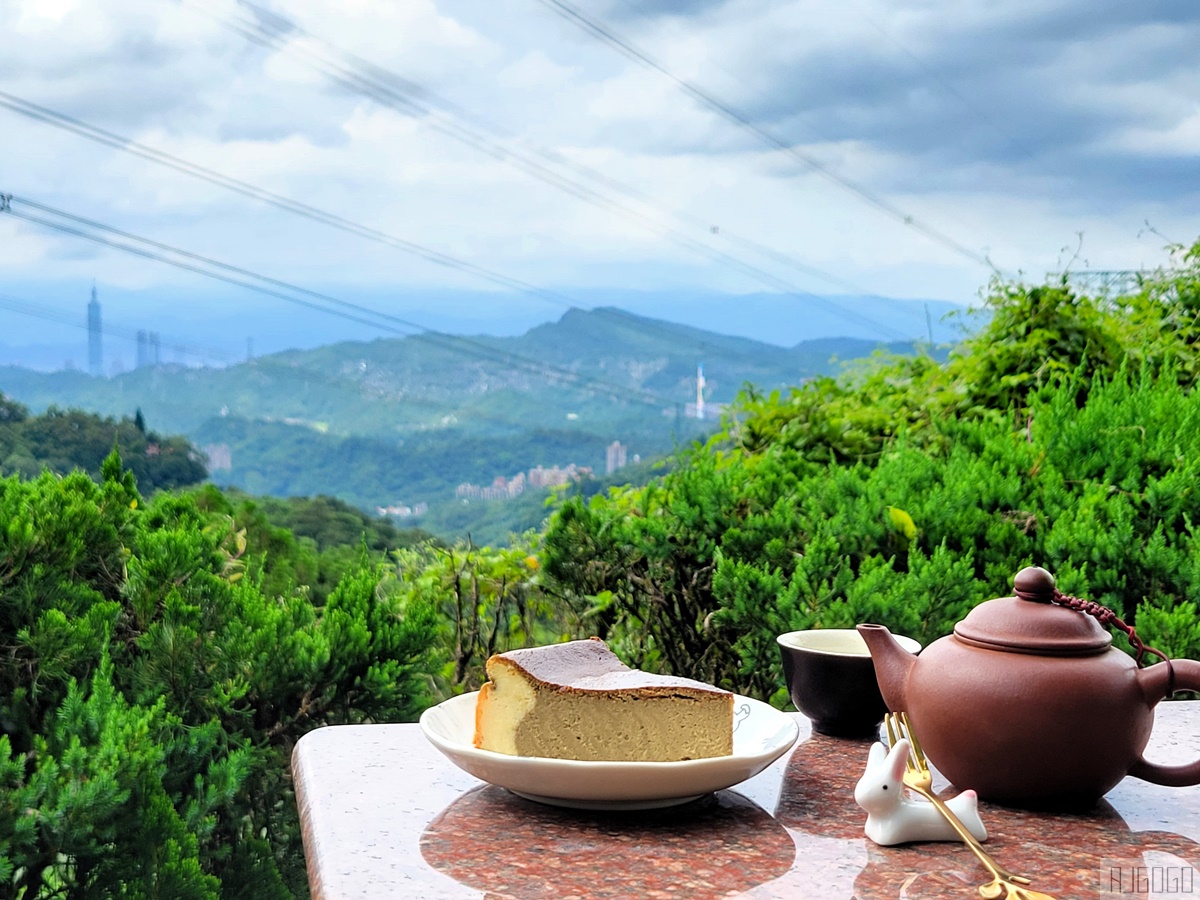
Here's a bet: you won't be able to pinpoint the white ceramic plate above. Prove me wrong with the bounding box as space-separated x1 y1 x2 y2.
419 691 799 810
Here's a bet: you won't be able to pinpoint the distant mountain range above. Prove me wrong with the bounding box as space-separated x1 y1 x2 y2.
0 283 973 370
0 306 963 544
563 292 972 347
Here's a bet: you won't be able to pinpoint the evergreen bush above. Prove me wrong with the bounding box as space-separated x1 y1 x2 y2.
6 239 1200 896
543 240 1200 704
0 453 440 897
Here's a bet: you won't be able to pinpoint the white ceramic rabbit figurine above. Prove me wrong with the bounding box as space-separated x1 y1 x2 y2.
854 739 989 846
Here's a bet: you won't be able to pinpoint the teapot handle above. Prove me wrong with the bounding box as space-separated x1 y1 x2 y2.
1129 658 1200 787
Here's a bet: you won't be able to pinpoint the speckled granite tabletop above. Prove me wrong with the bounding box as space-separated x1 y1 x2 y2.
294 702 1200 899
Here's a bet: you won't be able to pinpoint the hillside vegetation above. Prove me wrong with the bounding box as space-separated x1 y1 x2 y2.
0 312 946 542
0 310 946 439
0 400 206 493
2 241 1200 897
541 241 1200 699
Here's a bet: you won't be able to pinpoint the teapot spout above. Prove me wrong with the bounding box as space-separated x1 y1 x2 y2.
857 624 916 712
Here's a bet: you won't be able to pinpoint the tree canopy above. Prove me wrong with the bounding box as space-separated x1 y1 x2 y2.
542 239 1200 702
3 238 1200 896
0 403 207 494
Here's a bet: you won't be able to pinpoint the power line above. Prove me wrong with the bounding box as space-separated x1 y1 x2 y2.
237 0 867 294
0 90 567 309
0 292 688 528
8 204 415 335
1057 270 1143 297
534 0 1000 274
1 194 678 408
841 2 1131 248
0 289 679 441
0 290 231 366
1 206 666 411
180 0 905 340
847 3 1046 168
0 89 911 352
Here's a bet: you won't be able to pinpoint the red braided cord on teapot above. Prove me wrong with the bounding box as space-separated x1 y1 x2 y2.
1051 588 1176 696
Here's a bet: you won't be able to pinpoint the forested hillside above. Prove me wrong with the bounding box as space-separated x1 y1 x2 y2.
3 240 1199 897
540 241 1200 698
0 398 206 493
0 311 946 542
0 310 946 439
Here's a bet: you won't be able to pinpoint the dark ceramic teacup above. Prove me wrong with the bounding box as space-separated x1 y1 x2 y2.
777 629 921 738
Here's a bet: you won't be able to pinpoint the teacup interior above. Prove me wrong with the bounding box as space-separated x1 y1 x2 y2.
777 629 920 656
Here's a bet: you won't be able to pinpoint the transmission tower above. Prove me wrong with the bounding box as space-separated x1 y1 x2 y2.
1055 270 1144 297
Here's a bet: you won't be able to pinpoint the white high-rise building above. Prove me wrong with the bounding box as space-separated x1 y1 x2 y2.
606 440 627 474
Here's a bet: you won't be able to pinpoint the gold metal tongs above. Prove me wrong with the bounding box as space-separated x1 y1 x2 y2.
885 712 1057 900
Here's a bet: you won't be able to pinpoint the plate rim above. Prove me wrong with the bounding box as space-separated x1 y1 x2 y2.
418 689 798 804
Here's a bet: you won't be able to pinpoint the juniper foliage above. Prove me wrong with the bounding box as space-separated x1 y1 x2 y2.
0 453 440 897
543 241 1200 704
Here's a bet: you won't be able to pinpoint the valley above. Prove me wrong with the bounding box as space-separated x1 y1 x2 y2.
0 306 951 544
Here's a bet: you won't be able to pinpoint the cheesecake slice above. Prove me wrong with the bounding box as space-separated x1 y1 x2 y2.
473 638 734 761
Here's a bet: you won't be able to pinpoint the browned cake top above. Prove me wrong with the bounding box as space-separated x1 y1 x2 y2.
490 638 731 697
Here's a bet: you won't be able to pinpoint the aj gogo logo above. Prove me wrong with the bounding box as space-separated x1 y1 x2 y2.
1110 867 1195 894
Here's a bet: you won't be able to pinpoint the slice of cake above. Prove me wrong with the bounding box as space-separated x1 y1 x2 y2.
473 638 734 761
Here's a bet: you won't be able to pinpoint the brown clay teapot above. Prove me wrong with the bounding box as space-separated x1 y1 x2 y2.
858 566 1200 808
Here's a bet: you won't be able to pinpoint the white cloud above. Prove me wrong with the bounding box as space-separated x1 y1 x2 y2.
1111 112 1200 156
0 0 1197 354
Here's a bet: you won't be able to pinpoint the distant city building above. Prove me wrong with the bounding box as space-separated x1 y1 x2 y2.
457 463 593 501
606 440 627 475
138 331 162 368
687 365 727 421
87 284 102 377
455 475 525 501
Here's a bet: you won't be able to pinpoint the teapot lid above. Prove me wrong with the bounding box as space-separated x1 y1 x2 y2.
953 566 1112 655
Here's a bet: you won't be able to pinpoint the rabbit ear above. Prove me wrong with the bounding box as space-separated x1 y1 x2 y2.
866 741 886 770
887 739 910 782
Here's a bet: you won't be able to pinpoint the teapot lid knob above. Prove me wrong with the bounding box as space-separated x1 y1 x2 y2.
1013 566 1056 603
954 565 1111 654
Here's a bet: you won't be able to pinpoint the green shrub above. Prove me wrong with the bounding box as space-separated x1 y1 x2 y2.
389 536 578 693
0 452 440 897
543 244 1200 704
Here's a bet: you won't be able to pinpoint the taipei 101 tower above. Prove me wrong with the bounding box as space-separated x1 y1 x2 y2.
87 284 103 377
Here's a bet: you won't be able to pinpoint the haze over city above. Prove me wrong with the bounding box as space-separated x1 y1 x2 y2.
1 0 1198 367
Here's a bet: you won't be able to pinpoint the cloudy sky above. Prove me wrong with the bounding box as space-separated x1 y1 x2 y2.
1 0 1198 365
